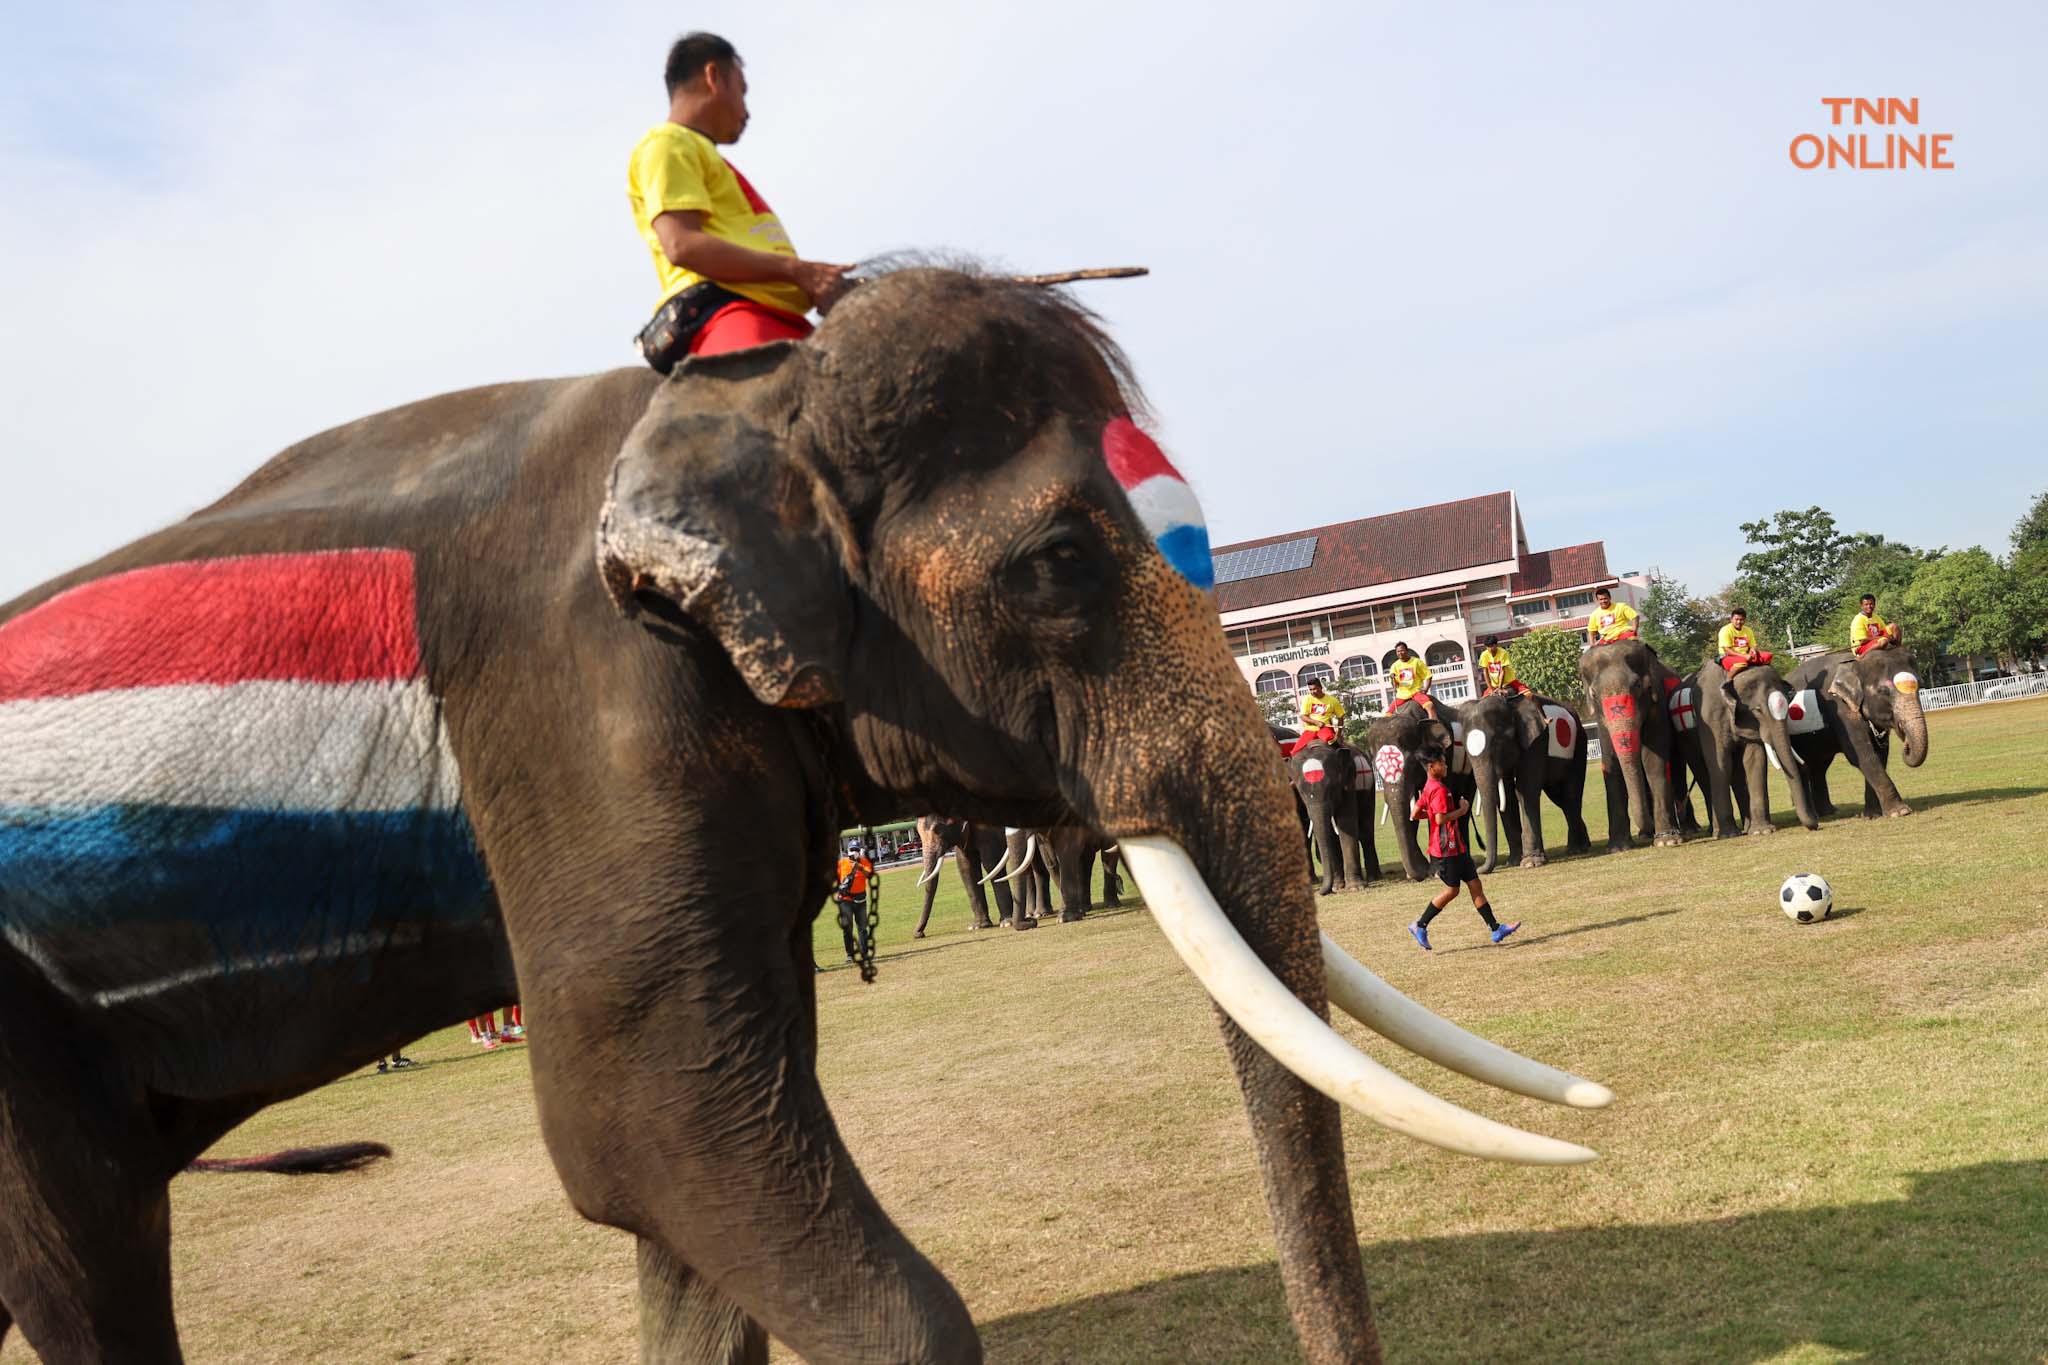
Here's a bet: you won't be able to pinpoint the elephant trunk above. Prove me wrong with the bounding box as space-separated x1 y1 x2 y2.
1894 686 1929 768
1608 713 1653 840
1308 801 1340 894
1763 713 1819 830
1474 758 1501 874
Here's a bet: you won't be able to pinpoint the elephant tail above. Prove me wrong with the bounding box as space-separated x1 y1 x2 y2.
187 1141 392 1175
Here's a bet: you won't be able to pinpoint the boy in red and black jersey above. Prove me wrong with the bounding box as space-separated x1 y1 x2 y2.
1407 751 1519 950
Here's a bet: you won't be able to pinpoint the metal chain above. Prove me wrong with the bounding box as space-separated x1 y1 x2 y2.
858 824 881 984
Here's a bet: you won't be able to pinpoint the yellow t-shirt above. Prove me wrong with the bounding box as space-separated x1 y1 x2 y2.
1477 647 1517 689
1587 602 1639 644
626 123 810 317
1300 690 1346 730
1717 622 1757 656
1850 611 1889 646
1389 657 1433 699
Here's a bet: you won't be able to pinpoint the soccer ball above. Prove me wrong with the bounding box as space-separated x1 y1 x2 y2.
1779 873 1833 923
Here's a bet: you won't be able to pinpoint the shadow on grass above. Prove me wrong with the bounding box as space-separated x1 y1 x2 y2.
1904 785 2048 812
1432 907 1683 955
980 1159 2048 1362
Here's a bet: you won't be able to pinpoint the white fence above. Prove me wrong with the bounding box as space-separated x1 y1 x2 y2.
1918 674 2048 711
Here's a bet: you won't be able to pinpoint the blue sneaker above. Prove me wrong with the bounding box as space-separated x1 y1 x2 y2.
1490 921 1522 945
1408 922 1432 951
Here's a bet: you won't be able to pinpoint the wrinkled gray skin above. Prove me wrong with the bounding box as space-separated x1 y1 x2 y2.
1360 704 1472 882
0 271 1380 1363
912 815 995 936
1462 692 1591 872
1787 642 1930 818
1288 743 1382 894
1579 640 1688 850
1678 665 1820 837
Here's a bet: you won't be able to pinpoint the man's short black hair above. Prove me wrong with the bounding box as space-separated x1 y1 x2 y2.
1420 747 1448 768
1481 635 1499 649
1861 593 1876 604
1595 586 1612 598
665 32 739 97
1395 640 1411 651
1731 605 1748 616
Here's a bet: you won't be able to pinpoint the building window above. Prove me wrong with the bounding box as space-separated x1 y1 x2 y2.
1435 677 1473 701
1554 590 1596 612
1337 655 1377 682
1425 641 1467 671
1255 669 1293 695
1297 662 1335 689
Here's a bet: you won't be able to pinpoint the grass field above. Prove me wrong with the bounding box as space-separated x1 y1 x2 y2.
14 700 2044 1362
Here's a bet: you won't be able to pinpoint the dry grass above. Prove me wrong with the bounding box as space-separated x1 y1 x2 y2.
8 701 2045 1362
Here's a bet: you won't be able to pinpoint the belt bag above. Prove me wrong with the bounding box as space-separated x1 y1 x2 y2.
634 282 748 375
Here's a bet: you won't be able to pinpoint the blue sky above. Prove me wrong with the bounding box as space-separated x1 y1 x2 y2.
3 0 2042 602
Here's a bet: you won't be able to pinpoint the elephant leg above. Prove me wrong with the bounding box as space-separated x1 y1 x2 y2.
955 848 994 930
1700 738 1738 838
1393 775 1429 880
0 964 184 1363
1100 845 1124 905
1808 745 1839 816
1740 745 1774 834
1517 772 1548 867
913 845 944 938
1058 843 1092 922
638 1239 769 1365
1842 723 1910 817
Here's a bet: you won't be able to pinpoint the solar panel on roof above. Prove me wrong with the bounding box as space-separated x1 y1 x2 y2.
1211 535 1317 586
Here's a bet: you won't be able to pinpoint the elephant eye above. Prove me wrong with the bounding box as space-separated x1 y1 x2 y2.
1000 526 1109 620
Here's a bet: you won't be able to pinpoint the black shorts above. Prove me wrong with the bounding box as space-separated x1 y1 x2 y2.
1432 853 1478 887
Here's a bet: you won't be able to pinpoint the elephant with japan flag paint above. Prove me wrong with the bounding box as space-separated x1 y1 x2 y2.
0 266 1610 1364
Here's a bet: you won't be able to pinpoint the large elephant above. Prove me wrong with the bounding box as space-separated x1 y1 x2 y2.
1047 825 1124 919
911 814 997 937
1786 641 1929 818
1674 664 1820 837
1360 702 1472 882
1288 741 1382 894
1461 692 1591 872
1578 639 1688 850
0 268 1609 1363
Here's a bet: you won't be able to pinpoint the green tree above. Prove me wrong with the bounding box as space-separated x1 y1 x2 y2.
2008 543 2048 665
1507 626 1584 704
1733 506 1853 646
1637 573 1718 668
1899 548 2022 680
2012 490 2048 557
1257 691 1300 732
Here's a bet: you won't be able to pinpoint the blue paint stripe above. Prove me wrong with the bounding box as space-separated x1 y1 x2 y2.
1156 523 1215 590
0 806 494 974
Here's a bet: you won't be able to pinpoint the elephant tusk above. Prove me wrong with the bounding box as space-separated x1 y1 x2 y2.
915 860 942 888
1121 837 1599 1165
999 835 1040 884
978 854 1010 886
1320 934 1612 1109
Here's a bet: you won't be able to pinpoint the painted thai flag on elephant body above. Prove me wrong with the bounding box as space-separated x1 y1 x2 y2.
1102 416 1213 590
0 550 491 1003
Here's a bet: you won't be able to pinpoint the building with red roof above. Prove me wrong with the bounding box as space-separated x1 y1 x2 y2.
1212 492 1639 712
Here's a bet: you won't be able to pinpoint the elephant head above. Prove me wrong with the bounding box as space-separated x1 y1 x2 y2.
1829 641 1928 768
1578 639 1683 848
595 268 1608 1359
1461 692 1547 873
1721 666 1821 831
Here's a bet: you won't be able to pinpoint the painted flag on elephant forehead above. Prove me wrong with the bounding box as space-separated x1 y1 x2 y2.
0 550 492 1005
1101 416 1213 590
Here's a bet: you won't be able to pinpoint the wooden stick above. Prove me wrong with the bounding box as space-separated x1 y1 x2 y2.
1005 266 1149 285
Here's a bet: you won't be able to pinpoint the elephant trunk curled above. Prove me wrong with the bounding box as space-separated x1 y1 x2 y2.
1894 687 1929 768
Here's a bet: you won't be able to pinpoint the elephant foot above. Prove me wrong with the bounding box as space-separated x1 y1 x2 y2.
1013 918 1037 931
1519 855 1545 870
1654 833 1685 848
1746 823 1774 837
1816 802 1839 817
1886 804 1914 818
913 928 926 939
1606 841 1633 855
1318 886 1335 897
1060 911 1085 923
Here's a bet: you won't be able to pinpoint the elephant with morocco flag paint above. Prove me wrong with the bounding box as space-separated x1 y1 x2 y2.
0 267 1610 1365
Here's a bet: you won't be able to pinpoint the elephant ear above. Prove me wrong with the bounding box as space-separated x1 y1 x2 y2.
1825 663 1865 716
597 342 852 708
1515 698 1546 751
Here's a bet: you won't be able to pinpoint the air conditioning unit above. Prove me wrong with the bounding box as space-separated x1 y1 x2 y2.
1556 607 1570 618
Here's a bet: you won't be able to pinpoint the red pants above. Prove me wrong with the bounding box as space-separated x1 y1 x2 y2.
1289 726 1336 755
1483 681 1532 698
1390 693 1435 713
690 300 814 356
1590 631 1638 645
1719 651 1772 672
1854 631 1897 656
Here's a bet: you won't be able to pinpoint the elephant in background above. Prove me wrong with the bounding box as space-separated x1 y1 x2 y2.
1579 639 1688 850
1047 826 1124 920
911 814 996 937
1787 641 1930 818
1288 741 1382 895
1674 664 1820 837
1361 702 1472 882
1461 692 1591 872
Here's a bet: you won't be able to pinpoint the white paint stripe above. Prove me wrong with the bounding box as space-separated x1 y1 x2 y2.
87 925 429 1006
1123 474 1205 538
0 679 463 813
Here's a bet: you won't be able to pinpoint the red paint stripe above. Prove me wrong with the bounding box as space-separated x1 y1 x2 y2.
0 550 420 701
1102 416 1181 489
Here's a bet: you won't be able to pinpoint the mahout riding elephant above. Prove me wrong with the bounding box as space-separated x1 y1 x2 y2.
0 267 1609 1363
1578 639 1689 850
1361 701 1473 881
1672 664 1820 837
1461 691 1591 871
1047 825 1123 920
1786 641 1929 818
1270 723 1320 882
1288 741 1381 894
911 814 996 936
